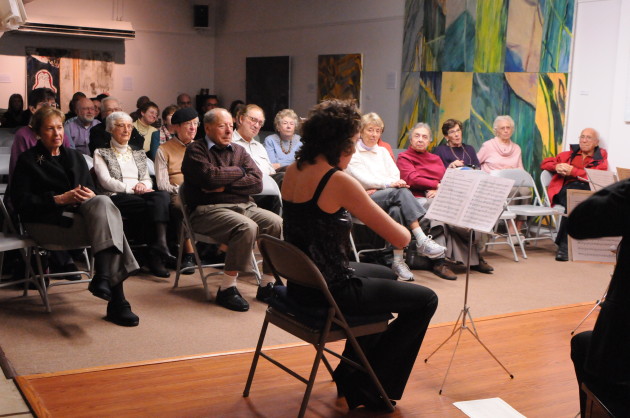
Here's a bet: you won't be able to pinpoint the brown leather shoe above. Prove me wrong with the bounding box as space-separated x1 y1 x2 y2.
432 263 457 280
471 258 494 274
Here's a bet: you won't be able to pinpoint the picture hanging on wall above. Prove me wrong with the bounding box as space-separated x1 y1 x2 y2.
398 0 574 184
246 56 291 132
26 48 114 113
317 53 362 107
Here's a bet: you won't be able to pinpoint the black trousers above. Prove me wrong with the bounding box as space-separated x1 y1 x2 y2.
554 181 591 247
110 191 170 223
334 262 438 400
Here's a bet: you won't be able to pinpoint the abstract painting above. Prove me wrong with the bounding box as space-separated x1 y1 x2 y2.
317 54 362 107
399 0 575 183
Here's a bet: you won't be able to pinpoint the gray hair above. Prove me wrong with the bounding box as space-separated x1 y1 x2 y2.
410 122 432 138
493 115 515 131
105 111 133 133
203 108 230 125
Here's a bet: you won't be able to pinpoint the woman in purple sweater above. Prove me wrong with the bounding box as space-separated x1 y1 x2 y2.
432 119 480 169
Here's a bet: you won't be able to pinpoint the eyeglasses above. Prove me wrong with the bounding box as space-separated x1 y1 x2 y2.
364 127 382 134
181 121 199 128
245 114 265 127
447 127 461 135
37 101 58 108
106 107 123 113
114 123 133 130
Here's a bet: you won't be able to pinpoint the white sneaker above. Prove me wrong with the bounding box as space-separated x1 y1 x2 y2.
416 235 446 259
391 260 414 281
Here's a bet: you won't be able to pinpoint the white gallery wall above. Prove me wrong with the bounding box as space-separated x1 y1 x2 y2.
0 0 215 113
566 0 630 170
213 0 405 146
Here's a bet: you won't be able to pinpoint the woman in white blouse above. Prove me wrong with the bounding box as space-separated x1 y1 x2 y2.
94 112 174 278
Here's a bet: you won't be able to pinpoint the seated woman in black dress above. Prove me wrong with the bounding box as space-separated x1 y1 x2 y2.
10 106 140 326
281 99 438 411
93 111 174 278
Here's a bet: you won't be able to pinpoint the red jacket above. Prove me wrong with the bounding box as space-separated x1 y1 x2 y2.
540 145 608 205
396 148 446 197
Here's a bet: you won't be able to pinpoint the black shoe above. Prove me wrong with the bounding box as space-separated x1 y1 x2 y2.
256 283 274 303
55 262 83 281
88 276 112 301
151 245 177 266
105 300 139 327
180 253 195 275
432 262 457 280
471 258 494 274
333 367 395 411
216 286 249 312
556 245 569 262
147 254 170 278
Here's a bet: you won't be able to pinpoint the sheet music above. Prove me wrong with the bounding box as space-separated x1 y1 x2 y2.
567 189 620 263
585 168 616 191
616 167 630 181
425 169 514 233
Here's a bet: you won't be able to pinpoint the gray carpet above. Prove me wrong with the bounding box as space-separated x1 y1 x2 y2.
0 241 610 376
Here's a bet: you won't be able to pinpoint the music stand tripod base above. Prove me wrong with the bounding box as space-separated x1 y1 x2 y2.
424 229 514 394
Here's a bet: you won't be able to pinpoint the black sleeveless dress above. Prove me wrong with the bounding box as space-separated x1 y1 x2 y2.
283 168 358 305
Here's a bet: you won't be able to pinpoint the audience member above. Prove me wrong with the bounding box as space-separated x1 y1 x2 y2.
9 88 71 179
232 104 281 214
282 99 437 410
91 96 102 120
10 106 140 327
228 100 245 129
0 93 25 128
64 91 86 122
177 93 193 109
345 112 445 281
154 107 198 272
397 122 493 278
433 119 480 169
149 105 178 160
263 109 303 171
195 95 220 139
129 95 150 122
477 115 530 233
569 179 630 417
64 97 100 155
93 111 174 278
89 97 144 155
541 128 608 261
181 108 282 312
132 101 159 153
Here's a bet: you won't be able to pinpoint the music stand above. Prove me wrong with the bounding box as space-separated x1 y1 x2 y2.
422 169 515 394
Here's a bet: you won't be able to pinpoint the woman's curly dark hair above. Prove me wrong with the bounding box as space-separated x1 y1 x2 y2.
295 99 361 169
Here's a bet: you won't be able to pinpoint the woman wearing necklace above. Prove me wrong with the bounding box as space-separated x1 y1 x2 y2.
264 109 303 171
94 112 174 279
433 119 481 169
11 107 140 326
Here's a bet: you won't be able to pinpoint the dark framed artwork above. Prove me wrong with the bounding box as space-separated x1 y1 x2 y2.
317 53 362 107
246 56 291 132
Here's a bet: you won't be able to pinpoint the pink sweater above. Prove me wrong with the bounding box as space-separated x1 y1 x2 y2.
396 148 446 197
477 137 523 173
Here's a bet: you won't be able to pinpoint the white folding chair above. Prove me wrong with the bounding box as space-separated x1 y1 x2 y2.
540 170 564 228
490 169 563 254
256 174 283 216
484 210 525 261
0 199 49 310
173 183 261 301
82 154 94 170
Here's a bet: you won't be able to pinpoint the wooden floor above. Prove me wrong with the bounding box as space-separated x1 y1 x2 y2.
15 303 598 417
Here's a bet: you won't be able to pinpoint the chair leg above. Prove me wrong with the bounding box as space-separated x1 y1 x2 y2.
251 250 262 286
173 227 185 289
33 249 51 313
509 218 527 259
321 353 335 379
349 231 360 262
243 316 271 397
502 219 519 262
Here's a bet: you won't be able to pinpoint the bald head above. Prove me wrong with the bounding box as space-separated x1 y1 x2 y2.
579 128 599 156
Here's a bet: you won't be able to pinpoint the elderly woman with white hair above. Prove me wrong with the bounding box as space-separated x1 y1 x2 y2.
345 113 446 281
477 115 530 233
94 111 174 278
263 109 303 171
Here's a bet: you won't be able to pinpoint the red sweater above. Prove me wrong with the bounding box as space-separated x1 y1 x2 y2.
540 145 608 205
396 148 446 197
